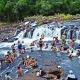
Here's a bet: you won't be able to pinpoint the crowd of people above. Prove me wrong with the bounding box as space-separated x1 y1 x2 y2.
0 16 79 80
0 33 79 80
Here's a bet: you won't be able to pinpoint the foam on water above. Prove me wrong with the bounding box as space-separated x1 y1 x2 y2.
15 30 26 39
0 23 79 56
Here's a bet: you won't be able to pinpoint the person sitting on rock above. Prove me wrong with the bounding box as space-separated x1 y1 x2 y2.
66 70 76 80
68 49 73 58
4 72 12 80
30 58 38 68
11 49 17 59
6 51 13 63
17 57 26 67
54 74 61 80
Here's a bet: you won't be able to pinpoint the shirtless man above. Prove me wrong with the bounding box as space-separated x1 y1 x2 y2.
38 38 43 50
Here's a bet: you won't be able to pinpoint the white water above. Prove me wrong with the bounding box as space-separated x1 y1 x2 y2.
0 23 78 56
32 27 53 39
15 30 26 39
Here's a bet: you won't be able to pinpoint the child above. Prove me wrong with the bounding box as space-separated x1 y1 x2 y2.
17 66 23 78
45 44 48 49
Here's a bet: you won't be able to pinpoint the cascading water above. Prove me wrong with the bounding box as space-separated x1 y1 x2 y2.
15 30 26 39
0 21 80 55
76 30 80 40
32 27 53 39
67 30 70 39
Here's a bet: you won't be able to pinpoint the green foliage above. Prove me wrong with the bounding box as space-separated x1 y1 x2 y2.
0 0 80 22
59 14 72 20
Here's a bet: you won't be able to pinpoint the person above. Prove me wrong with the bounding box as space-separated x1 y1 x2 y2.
52 37 55 46
4 72 12 80
60 46 64 51
38 65 44 76
54 74 61 80
55 37 59 43
6 51 13 63
17 57 26 67
38 38 43 50
17 66 23 78
45 44 48 49
73 37 76 42
30 47 33 52
11 49 17 59
70 40 74 47
62 38 66 44
30 41 35 46
41 35 44 39
51 45 57 51
68 49 73 58
18 41 22 54
0 76 3 80
77 50 80 56
66 70 76 80
21 47 26 53
11 43 15 51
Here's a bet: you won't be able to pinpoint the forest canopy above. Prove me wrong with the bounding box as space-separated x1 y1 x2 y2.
0 0 80 22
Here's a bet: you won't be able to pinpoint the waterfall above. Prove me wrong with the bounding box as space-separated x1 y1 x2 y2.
76 31 79 40
15 30 26 39
32 27 53 39
78 31 80 40
67 30 70 39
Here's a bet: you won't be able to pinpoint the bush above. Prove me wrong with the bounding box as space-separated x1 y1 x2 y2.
58 14 72 20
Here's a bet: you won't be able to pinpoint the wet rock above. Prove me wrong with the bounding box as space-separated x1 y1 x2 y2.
18 72 45 80
42 61 64 79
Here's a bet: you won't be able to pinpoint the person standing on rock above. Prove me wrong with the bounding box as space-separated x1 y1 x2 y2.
18 41 23 54
17 66 23 78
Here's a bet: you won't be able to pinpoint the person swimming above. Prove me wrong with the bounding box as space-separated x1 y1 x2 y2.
51 45 57 51
45 44 48 49
30 41 35 46
59 46 64 51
